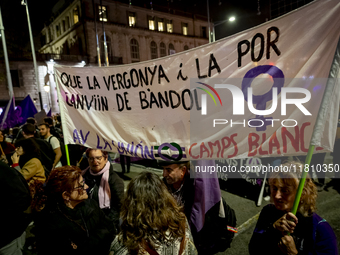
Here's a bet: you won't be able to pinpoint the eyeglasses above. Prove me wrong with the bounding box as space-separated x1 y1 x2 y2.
88 155 103 162
74 180 86 190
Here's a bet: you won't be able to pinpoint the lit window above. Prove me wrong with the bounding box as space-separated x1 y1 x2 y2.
158 19 164 31
167 20 173 33
129 12 136 27
160 42 166 57
149 19 155 30
130 39 140 62
150 41 158 59
99 6 107 22
182 23 188 35
73 6 79 24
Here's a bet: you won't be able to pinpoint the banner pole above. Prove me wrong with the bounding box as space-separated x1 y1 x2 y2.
65 144 70 166
291 145 315 215
54 70 71 166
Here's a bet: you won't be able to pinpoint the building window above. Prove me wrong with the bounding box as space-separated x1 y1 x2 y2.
158 19 164 32
184 45 189 51
49 27 53 41
160 42 166 57
130 38 140 62
66 16 70 30
128 12 136 27
149 17 155 30
99 6 107 22
73 6 79 24
169 43 175 55
201 26 207 38
56 24 60 37
150 41 158 59
62 20 66 32
10 70 22 87
167 20 173 33
182 23 188 35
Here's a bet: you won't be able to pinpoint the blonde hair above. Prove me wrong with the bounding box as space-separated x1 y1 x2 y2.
268 161 317 217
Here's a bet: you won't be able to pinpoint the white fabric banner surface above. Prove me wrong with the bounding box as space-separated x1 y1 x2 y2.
55 0 340 161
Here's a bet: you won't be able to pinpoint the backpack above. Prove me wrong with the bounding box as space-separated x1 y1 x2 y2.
48 135 68 166
193 197 237 254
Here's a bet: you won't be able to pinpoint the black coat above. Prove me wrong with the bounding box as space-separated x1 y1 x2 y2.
35 199 115 255
82 163 124 232
0 162 32 248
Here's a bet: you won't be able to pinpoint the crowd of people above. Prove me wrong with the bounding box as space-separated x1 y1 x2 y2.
0 115 339 255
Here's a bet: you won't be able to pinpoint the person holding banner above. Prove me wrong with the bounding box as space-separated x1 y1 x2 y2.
249 161 338 255
110 171 197 255
82 148 124 233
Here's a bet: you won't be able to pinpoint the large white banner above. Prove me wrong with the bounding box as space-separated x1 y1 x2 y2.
55 0 340 162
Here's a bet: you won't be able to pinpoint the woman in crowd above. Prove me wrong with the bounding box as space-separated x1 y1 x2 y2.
249 161 338 255
0 129 15 164
111 171 197 255
11 138 46 187
34 165 115 255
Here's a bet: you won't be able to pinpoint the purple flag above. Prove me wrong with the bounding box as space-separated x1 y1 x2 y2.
15 95 38 126
47 108 52 117
190 160 221 232
0 97 17 129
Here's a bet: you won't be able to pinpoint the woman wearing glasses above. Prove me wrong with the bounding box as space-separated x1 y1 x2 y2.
82 149 124 234
34 165 115 255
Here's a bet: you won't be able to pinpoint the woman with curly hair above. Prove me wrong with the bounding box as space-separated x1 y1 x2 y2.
249 161 338 255
11 138 46 187
34 165 115 255
111 171 197 255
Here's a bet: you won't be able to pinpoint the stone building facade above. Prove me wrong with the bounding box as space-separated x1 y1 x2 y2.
1 0 209 114
37 0 209 112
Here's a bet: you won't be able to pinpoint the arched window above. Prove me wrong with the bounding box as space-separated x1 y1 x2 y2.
150 41 158 59
130 38 140 62
100 35 112 64
184 45 189 51
168 43 175 55
160 42 166 57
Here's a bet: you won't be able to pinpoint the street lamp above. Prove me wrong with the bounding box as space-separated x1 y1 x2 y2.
21 0 44 111
44 84 50 93
211 16 236 42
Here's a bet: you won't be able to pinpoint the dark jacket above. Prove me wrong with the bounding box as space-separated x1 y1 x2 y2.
35 199 115 255
82 163 124 232
33 137 56 174
249 204 338 255
163 175 195 222
0 162 31 248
